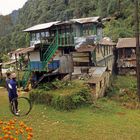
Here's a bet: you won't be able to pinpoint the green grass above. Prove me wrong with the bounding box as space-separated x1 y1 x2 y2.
38 79 87 96
113 75 136 89
1 76 140 140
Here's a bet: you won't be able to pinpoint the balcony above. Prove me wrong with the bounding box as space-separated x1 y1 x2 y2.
28 60 60 71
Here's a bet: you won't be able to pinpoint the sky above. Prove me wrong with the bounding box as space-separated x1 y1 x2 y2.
0 0 28 15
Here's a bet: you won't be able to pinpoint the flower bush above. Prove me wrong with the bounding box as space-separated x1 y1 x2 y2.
0 119 33 140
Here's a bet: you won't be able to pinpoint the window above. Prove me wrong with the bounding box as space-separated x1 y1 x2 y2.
41 32 45 38
125 49 132 58
31 33 36 41
107 46 109 55
36 33 40 41
45 32 50 37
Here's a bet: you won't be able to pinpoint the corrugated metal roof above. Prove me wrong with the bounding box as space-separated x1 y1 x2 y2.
55 20 73 25
3 60 16 65
9 46 35 55
99 37 116 46
24 21 60 32
56 17 101 25
71 16 100 24
86 77 101 84
9 48 25 55
23 17 101 32
19 46 35 54
87 67 107 84
116 38 136 48
91 67 107 76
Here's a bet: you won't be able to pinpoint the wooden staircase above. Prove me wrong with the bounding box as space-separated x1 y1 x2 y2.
32 74 47 88
22 31 59 90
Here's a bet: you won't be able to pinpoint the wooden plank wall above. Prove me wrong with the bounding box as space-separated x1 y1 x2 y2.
72 52 90 63
59 54 74 74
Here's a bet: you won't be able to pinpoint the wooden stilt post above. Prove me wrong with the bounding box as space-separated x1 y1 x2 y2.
135 0 140 101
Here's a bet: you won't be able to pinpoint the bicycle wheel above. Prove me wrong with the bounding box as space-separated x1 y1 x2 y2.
10 97 32 117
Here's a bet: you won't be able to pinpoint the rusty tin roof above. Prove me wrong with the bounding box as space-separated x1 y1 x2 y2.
116 38 137 48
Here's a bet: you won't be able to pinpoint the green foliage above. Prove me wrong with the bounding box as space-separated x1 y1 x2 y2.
37 83 56 91
0 0 139 53
0 78 6 87
104 19 134 42
2 87 140 140
106 76 140 109
37 79 73 91
29 86 92 111
52 79 73 89
1 54 10 62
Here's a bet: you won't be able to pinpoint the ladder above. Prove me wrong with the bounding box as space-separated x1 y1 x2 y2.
42 33 59 69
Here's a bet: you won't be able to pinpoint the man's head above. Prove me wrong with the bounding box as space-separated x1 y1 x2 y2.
6 72 11 79
11 73 16 79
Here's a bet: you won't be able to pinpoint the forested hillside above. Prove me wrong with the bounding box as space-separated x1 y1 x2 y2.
0 0 139 55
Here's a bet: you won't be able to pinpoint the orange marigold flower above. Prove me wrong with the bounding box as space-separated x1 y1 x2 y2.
9 135 14 140
11 126 15 130
3 134 9 139
29 127 33 132
28 132 33 137
26 127 30 132
27 136 31 140
22 125 26 129
10 120 15 125
7 131 11 135
0 120 3 125
19 129 24 134
15 131 19 135
14 118 17 122
6 126 10 131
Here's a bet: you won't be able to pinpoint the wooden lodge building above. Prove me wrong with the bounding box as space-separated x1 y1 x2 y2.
116 38 136 75
21 17 105 88
8 16 115 98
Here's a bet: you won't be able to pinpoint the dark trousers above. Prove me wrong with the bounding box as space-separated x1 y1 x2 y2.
9 97 18 112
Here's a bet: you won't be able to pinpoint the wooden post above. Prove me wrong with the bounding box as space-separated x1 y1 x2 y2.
15 53 20 88
135 0 140 101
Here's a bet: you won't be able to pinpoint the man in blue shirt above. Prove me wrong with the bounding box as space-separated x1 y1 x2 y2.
9 73 19 115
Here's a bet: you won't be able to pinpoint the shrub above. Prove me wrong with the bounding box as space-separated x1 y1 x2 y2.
29 89 53 105
51 95 75 110
29 87 92 111
37 83 56 91
52 79 73 89
0 78 6 87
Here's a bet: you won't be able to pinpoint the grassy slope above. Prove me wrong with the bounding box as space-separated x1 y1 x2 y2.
0 76 140 140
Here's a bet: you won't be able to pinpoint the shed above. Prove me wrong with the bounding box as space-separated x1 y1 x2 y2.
87 67 110 99
116 38 137 75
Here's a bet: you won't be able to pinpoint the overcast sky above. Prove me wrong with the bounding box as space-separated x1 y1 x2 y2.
0 0 28 15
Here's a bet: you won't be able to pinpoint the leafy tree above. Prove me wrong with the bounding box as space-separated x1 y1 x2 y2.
0 0 139 52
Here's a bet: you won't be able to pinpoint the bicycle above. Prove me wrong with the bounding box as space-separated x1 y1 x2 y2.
10 96 32 117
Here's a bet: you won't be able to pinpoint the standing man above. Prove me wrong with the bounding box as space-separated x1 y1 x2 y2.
9 73 19 115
